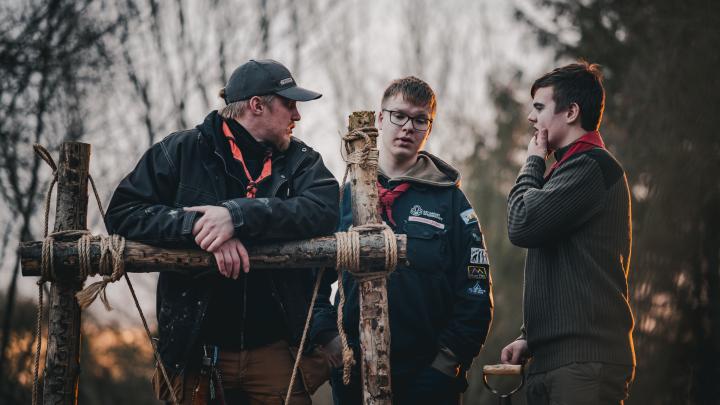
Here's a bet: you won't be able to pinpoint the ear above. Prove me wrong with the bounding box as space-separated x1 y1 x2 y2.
566 103 580 125
377 109 384 127
249 96 265 115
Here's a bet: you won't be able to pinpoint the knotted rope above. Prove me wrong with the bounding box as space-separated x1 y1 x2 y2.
284 125 394 402
31 144 178 405
336 125 395 385
334 222 397 385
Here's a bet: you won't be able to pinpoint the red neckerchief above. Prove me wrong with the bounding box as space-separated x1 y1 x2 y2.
222 121 272 198
545 131 605 180
376 181 411 226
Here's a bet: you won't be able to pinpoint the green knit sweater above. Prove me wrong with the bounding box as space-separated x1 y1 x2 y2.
507 147 635 374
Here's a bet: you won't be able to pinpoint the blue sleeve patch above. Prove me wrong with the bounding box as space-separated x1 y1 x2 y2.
467 281 487 296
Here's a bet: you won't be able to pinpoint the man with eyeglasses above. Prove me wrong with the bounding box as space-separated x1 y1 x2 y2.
312 76 493 405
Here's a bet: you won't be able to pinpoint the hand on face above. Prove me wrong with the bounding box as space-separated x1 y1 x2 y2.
527 128 549 159
184 205 234 251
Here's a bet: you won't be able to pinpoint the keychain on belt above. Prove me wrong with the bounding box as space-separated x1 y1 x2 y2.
201 345 226 405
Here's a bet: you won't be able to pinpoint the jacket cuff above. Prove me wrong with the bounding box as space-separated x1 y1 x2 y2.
431 347 461 377
181 211 199 240
516 324 527 340
220 199 245 234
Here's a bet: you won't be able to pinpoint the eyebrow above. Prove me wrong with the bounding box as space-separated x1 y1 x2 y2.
390 109 429 119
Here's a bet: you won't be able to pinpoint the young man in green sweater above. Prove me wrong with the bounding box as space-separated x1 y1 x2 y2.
501 62 635 404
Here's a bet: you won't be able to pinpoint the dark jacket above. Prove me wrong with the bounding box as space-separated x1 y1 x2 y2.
105 111 339 373
312 152 493 378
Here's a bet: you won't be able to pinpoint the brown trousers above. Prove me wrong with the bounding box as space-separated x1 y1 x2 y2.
153 340 330 405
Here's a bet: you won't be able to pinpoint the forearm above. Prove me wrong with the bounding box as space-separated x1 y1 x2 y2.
508 155 605 247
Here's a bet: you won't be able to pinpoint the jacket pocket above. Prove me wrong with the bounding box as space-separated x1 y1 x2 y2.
175 182 218 207
404 221 448 274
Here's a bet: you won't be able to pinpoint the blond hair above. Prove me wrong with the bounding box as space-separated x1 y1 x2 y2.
218 88 275 120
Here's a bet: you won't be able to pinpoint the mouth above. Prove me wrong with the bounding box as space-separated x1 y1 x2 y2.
395 136 414 146
287 123 295 134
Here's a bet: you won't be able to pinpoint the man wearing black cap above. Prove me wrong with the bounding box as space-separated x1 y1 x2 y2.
105 59 339 404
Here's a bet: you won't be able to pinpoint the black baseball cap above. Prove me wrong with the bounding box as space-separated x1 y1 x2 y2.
223 59 321 103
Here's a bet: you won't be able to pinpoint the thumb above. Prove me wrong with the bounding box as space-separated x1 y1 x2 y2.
183 205 208 213
538 129 549 145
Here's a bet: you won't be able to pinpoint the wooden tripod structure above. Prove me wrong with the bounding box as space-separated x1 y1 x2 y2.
20 111 398 404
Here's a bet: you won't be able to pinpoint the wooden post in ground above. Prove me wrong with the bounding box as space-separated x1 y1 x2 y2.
43 142 90 405
346 111 392 404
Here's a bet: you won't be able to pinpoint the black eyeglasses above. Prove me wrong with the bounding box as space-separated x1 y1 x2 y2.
382 109 433 131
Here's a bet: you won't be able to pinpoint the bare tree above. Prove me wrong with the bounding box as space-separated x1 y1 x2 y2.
0 1 120 399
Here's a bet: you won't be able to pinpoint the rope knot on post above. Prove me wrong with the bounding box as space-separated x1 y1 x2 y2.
334 222 398 385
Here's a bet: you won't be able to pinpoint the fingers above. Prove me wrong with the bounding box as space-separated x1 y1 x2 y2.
195 229 214 251
221 248 234 279
511 347 523 365
183 205 209 213
238 242 250 273
214 250 227 278
227 246 240 279
207 231 231 252
500 346 512 364
537 128 549 146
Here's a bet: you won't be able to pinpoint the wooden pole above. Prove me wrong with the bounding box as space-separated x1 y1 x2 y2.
20 234 407 277
43 142 90 405
346 111 392 404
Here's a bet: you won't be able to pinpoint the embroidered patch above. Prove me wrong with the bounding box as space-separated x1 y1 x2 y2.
467 265 488 280
460 208 478 225
467 281 486 296
408 216 445 229
470 248 489 265
279 77 294 86
409 204 443 221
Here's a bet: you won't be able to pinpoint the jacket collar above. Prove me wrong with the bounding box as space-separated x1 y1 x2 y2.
380 151 460 188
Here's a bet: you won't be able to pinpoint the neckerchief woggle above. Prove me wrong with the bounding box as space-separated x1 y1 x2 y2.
222 121 272 198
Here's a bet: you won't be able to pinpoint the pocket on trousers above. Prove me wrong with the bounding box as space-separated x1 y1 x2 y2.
289 346 331 395
152 362 184 402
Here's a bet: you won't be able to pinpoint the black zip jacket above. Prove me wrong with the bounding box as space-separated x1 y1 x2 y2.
104 111 339 373
311 152 493 377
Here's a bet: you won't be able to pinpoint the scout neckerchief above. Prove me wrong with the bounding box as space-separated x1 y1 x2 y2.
545 130 606 181
376 181 411 226
222 121 272 198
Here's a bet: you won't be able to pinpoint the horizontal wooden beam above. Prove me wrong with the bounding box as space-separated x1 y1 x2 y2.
21 234 407 279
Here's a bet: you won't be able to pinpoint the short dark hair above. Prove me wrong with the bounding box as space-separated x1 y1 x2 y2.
531 61 605 131
381 76 437 117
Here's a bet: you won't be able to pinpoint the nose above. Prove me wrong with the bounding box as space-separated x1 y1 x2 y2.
527 110 536 123
401 119 415 133
291 105 301 121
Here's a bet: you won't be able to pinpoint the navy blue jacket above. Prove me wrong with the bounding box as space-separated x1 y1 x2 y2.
312 152 493 376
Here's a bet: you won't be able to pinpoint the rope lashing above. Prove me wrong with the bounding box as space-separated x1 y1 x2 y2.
31 143 179 405
334 124 396 387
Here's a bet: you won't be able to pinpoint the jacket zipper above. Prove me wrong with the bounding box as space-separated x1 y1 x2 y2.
214 147 308 350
